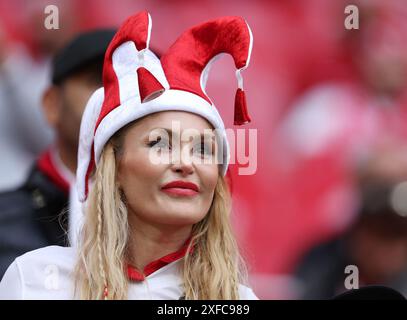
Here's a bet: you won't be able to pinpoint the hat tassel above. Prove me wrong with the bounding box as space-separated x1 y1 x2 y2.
137 67 165 102
234 69 251 125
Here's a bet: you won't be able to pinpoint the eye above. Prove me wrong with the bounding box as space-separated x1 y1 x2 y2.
194 142 213 157
148 136 171 150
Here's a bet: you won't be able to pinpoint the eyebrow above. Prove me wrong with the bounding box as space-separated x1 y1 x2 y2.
148 127 216 141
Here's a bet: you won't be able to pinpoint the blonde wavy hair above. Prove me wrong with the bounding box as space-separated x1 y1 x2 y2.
73 127 247 300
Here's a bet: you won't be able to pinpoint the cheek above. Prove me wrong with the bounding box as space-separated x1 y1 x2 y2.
198 165 219 201
60 90 89 133
118 150 161 194
75 87 97 119
204 163 219 185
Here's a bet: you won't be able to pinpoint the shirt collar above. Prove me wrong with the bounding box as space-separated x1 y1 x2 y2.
37 146 74 194
127 237 194 282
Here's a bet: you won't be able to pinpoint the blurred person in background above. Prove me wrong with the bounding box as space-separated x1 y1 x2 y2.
294 144 407 299
0 29 115 277
0 0 78 192
269 0 407 297
277 0 407 166
0 21 53 191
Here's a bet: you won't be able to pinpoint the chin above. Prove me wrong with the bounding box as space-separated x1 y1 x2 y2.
158 209 207 226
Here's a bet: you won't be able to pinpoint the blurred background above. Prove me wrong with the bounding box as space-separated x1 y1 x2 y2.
1 0 407 299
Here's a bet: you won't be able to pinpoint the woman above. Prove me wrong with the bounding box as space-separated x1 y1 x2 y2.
0 11 257 300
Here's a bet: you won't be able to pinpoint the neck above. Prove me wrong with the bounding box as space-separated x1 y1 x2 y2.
56 139 77 174
126 213 192 272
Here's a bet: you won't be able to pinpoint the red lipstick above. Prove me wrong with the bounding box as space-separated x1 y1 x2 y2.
161 180 199 197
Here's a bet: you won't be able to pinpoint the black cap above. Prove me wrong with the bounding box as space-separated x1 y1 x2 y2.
332 285 406 300
51 29 116 84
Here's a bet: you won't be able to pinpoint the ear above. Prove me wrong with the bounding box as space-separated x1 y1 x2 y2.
42 85 62 128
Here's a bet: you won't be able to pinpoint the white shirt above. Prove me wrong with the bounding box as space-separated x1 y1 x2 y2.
0 246 258 300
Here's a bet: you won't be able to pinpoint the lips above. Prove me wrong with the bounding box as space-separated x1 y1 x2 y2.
161 180 200 196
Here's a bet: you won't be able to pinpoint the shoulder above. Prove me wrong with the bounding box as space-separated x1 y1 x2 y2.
0 246 76 299
0 186 32 217
15 245 76 267
14 246 76 282
0 166 51 218
238 284 259 300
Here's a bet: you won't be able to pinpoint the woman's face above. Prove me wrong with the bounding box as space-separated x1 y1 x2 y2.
116 111 220 226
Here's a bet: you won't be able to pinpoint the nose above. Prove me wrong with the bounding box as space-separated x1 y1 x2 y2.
171 146 194 176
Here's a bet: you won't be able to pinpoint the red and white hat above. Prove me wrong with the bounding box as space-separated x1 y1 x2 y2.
77 11 253 202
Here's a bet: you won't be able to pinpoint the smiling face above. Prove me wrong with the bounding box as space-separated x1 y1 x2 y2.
115 111 220 227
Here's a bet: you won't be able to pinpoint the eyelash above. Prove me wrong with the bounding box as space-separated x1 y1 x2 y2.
194 142 213 156
148 137 171 149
